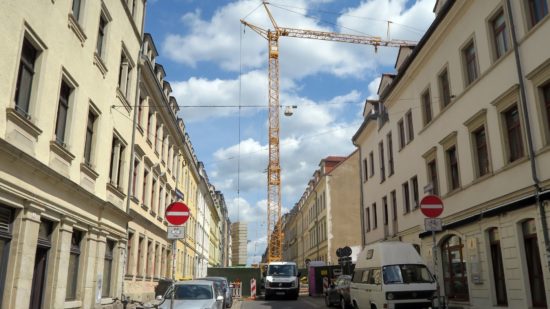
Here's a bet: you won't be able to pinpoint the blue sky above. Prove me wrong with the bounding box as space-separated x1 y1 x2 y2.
144 0 437 264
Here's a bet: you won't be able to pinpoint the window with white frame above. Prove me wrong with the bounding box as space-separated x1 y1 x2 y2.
490 9 509 60
15 37 41 118
55 80 74 145
462 40 479 86
109 134 126 188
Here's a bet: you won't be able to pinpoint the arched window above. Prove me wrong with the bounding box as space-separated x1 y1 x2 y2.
441 235 469 300
488 228 507 306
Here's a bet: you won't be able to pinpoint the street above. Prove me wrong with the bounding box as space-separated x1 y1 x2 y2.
238 296 325 309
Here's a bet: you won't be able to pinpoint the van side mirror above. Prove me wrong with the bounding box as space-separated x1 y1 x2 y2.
156 295 163 301
297 272 301 277
263 271 267 277
216 295 224 301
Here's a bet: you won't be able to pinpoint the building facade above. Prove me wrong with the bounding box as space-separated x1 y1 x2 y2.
282 153 362 267
353 0 550 308
0 0 145 308
231 222 248 266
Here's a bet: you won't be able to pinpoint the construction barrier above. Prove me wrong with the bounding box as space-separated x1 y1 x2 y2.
250 278 256 300
322 277 329 294
231 281 242 299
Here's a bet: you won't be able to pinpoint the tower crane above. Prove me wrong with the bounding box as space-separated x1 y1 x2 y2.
241 1 416 263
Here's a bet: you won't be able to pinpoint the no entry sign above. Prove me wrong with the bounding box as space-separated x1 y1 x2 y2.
165 202 190 225
420 195 444 218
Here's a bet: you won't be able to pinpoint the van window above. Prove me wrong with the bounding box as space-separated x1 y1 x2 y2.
352 269 364 283
368 268 382 285
361 269 370 283
382 265 434 284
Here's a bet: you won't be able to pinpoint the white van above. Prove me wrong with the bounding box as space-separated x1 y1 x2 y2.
350 241 436 309
264 261 300 300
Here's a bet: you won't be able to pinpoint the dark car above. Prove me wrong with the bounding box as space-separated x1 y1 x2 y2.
197 277 233 308
324 275 352 309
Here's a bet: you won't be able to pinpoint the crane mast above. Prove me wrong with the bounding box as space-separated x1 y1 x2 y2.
241 2 416 263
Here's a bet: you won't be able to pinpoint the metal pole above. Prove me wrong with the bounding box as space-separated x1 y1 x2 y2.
432 230 442 308
170 239 176 309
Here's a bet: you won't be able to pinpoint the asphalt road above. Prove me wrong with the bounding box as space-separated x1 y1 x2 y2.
237 295 326 309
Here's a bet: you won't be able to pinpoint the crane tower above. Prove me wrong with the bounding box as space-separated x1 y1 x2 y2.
241 2 416 263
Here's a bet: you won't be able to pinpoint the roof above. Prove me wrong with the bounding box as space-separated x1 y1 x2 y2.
175 280 215 286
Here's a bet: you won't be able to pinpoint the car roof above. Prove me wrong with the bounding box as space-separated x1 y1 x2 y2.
174 280 215 286
198 277 228 281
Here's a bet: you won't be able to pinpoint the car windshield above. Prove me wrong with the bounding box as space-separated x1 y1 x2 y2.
268 264 296 276
170 284 213 300
383 265 434 284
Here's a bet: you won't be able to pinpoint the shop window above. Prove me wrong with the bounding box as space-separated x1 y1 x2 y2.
441 235 469 301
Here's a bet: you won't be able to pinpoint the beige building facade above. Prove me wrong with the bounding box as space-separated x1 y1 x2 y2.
353 0 550 308
0 0 145 308
283 152 362 267
231 222 248 266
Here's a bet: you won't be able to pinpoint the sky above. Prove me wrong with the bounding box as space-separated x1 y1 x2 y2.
144 0 437 265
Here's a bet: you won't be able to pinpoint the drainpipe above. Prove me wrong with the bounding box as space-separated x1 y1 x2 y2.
505 0 550 269
121 4 147 306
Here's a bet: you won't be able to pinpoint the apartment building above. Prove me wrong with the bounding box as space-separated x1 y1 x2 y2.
352 0 550 308
282 152 362 267
0 0 145 308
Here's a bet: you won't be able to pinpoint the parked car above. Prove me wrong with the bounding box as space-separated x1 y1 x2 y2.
157 280 224 309
350 242 436 309
197 276 233 308
324 275 352 309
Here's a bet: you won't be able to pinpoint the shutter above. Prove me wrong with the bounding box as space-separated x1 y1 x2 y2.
0 206 13 235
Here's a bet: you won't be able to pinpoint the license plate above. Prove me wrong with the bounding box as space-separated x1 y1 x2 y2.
276 292 285 295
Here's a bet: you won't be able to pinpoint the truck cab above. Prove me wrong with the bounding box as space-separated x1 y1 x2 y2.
264 261 300 300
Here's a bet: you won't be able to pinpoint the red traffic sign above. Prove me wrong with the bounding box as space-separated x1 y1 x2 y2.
165 202 190 225
420 195 444 218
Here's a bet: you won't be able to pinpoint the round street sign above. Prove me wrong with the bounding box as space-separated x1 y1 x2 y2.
165 202 190 226
420 195 444 218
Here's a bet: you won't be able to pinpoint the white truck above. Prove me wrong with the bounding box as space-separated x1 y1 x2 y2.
350 241 437 309
263 261 300 300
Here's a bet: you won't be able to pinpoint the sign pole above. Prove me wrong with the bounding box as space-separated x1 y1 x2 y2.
171 239 176 309
432 230 442 308
420 194 444 309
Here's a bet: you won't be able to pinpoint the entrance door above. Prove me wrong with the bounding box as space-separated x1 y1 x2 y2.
29 247 48 309
489 228 507 306
523 219 547 308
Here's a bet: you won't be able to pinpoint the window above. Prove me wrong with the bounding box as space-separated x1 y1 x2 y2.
0 206 14 305
402 182 410 213
362 158 368 182
522 219 547 306
473 126 490 177
109 135 126 188
151 178 157 213
137 237 143 276
387 132 394 176
447 146 460 190
542 83 550 141
526 0 548 28
382 196 388 226
398 119 405 149
422 89 433 125
366 207 371 232
428 159 439 196
15 38 39 117
463 40 479 85
118 51 133 98
132 159 139 197
439 68 452 108
373 203 377 229
83 110 97 166
503 105 524 162
102 240 115 297
126 232 133 275
142 169 149 206
72 0 82 21
406 111 414 142
137 97 145 128
66 230 83 300
411 176 419 209
369 152 374 177
491 10 509 60
147 240 153 278
488 228 508 306
441 235 469 300
378 141 385 182
147 112 154 142
96 14 107 58
55 81 73 145
391 190 397 222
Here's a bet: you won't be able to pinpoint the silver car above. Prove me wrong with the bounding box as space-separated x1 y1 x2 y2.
197 277 233 308
158 280 224 309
